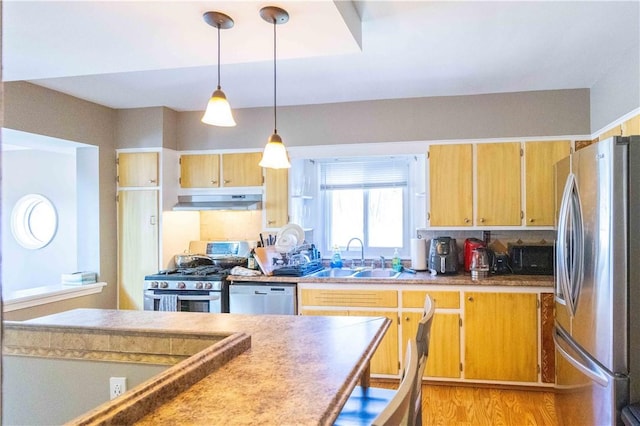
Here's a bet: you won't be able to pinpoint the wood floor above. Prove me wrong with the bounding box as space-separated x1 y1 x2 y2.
370 380 559 425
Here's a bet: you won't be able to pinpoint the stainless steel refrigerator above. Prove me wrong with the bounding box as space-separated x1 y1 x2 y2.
554 135 640 425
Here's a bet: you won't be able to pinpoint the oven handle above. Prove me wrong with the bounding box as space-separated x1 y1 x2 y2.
144 291 221 302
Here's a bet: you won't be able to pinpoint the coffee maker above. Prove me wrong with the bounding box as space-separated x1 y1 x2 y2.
428 237 459 274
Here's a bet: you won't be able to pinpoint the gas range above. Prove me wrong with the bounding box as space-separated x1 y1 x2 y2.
144 265 229 291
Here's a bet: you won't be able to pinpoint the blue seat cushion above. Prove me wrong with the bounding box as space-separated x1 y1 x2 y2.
334 386 396 426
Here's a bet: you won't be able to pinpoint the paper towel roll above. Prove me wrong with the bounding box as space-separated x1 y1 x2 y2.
410 238 427 271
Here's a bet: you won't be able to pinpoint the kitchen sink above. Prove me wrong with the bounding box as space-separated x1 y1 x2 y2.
311 268 358 278
352 269 401 278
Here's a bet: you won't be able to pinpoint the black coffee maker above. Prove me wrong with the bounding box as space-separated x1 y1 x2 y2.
428 237 459 274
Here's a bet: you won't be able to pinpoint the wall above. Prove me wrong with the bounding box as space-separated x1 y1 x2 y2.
3 81 117 314
2 150 77 293
3 355 166 424
590 44 640 133
177 89 591 150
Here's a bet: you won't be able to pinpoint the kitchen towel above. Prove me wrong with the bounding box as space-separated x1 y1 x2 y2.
410 238 427 271
158 294 178 312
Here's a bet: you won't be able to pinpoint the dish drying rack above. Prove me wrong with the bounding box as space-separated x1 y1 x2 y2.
272 244 323 277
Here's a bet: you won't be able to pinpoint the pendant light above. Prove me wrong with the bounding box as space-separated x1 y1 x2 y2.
259 6 291 169
201 11 236 127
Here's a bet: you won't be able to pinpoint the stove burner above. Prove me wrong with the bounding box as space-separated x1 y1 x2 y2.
177 265 229 276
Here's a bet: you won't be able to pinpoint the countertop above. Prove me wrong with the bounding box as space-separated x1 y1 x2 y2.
228 269 555 287
7 309 390 426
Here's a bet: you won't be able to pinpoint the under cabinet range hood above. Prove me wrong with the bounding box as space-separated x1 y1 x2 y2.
173 194 262 211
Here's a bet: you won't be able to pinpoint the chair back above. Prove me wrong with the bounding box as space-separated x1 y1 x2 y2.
416 295 435 359
372 339 419 426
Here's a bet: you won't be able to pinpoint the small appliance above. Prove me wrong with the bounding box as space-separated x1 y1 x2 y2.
508 243 554 275
428 237 459 274
463 238 486 272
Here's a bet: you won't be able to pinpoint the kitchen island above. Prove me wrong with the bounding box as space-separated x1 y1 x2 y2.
3 309 390 425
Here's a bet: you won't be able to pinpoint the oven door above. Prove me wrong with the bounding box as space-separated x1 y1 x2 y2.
144 290 222 313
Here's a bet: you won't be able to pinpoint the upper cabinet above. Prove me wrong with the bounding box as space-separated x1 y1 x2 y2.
476 142 521 226
428 140 570 228
264 168 289 228
180 153 263 188
117 152 159 187
428 144 473 227
180 154 220 188
524 140 571 226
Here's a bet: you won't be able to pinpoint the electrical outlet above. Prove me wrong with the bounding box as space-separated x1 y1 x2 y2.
109 377 127 400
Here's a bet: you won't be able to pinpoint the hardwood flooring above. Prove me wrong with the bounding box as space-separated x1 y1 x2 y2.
370 380 559 426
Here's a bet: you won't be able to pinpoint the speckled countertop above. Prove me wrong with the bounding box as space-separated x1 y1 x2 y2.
12 309 390 426
229 270 554 287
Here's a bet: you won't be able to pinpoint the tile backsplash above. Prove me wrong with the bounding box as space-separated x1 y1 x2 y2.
416 229 555 256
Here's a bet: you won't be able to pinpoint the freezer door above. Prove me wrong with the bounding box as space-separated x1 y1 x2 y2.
555 326 629 425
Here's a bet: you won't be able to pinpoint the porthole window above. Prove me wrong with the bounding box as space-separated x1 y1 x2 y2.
10 194 58 249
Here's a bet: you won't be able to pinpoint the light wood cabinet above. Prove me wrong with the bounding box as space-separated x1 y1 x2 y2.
622 114 640 136
401 290 461 378
524 140 571 226
428 144 473 227
299 288 399 375
180 154 220 188
264 168 289 228
117 152 159 187
464 291 538 382
476 142 522 226
117 190 158 310
179 153 263 188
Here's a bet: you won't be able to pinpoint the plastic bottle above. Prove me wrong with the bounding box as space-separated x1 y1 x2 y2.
330 245 343 268
392 248 402 272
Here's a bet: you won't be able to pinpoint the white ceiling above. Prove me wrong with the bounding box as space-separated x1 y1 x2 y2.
2 1 639 112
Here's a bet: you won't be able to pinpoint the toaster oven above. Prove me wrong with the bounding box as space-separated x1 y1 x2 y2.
508 243 554 275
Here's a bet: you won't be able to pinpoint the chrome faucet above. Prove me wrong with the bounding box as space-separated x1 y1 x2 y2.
379 256 386 269
346 237 365 268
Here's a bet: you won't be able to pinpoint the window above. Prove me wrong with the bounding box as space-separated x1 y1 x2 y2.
10 194 58 249
319 156 411 259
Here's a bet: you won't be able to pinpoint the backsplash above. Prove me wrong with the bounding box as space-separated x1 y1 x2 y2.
415 228 556 256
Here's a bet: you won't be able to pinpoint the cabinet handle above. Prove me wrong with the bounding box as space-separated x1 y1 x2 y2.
405 316 410 321
467 296 474 302
268 220 276 225
464 218 470 223
210 180 218 184
529 218 535 223
148 179 157 184
150 215 157 225
479 218 485 223
223 180 231 184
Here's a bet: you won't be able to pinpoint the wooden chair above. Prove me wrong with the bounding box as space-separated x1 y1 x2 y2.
335 295 435 426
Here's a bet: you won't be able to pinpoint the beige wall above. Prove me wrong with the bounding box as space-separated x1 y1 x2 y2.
177 89 591 150
3 82 118 314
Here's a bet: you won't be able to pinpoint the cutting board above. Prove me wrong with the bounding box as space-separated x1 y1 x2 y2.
254 247 281 276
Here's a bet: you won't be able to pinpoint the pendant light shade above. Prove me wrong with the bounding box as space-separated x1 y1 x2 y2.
259 6 291 169
201 11 236 127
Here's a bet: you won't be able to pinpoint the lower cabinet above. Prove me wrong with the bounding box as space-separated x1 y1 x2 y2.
298 284 553 386
464 292 538 382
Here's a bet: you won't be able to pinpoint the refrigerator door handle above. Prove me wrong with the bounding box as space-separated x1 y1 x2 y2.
554 325 609 387
557 173 576 315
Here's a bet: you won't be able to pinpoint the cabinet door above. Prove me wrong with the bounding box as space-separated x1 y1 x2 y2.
117 190 159 310
525 141 571 226
265 168 289 228
118 152 158 187
351 310 399 376
402 312 460 378
428 144 473 226
221 153 263 187
476 142 521 226
464 292 538 382
622 114 640 136
180 154 220 188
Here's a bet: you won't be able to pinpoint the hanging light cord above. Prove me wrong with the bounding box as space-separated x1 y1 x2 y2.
216 25 222 90
272 19 278 134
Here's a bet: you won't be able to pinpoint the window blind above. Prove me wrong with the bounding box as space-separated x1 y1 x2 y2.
320 158 409 190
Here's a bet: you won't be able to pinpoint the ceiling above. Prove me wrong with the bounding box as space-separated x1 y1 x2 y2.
2 1 639 112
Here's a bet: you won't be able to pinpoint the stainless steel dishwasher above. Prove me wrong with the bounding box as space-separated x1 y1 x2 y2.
228 282 297 315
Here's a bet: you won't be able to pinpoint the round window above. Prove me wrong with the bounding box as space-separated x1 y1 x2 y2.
11 194 58 249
